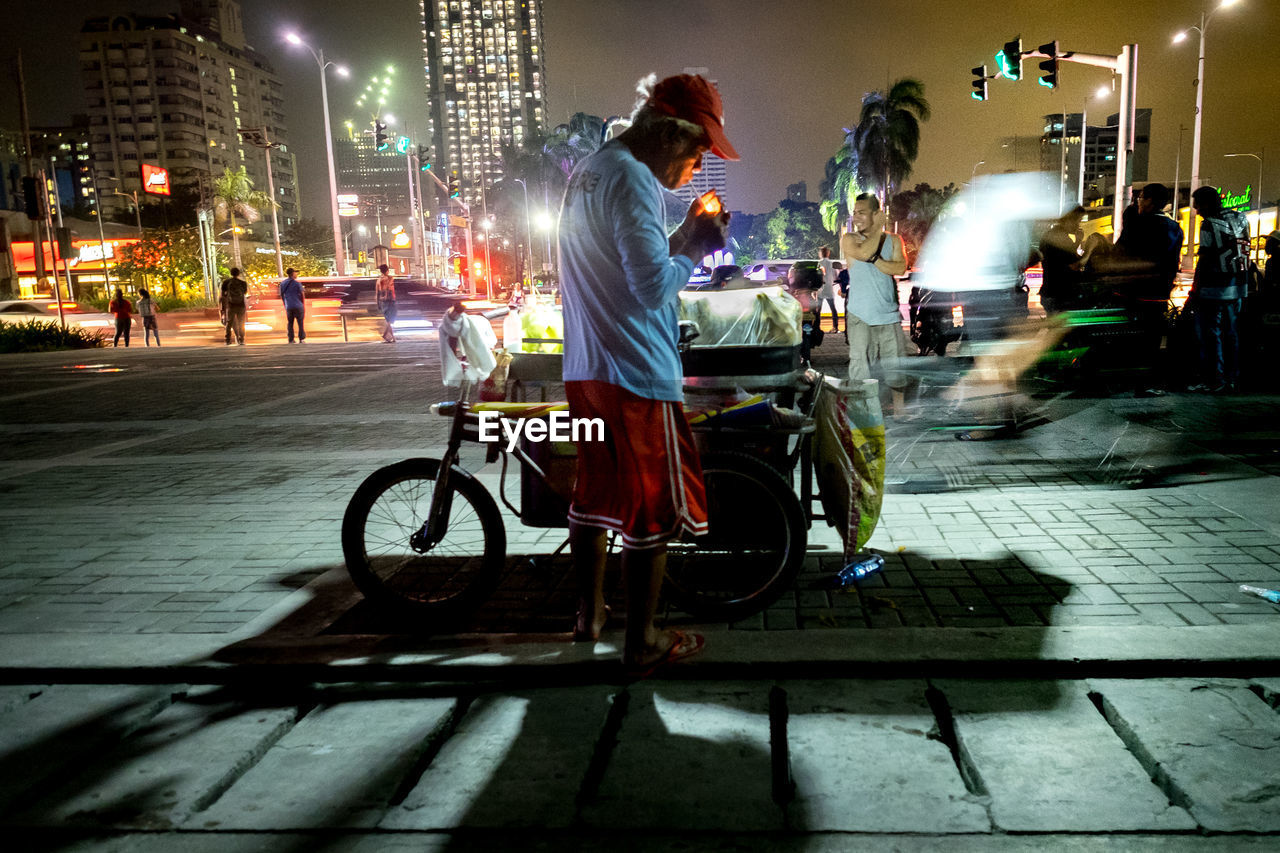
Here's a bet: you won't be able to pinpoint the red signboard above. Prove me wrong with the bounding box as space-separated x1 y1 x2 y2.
11 238 141 274
141 163 171 196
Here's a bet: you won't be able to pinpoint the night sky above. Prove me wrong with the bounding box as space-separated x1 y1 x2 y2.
3 0 1276 217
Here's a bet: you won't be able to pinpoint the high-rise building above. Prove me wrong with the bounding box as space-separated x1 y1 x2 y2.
79 0 298 228
1040 109 1151 203
418 0 547 208
334 130 413 247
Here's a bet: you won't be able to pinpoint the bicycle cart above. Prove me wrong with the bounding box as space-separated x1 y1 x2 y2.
342 294 862 630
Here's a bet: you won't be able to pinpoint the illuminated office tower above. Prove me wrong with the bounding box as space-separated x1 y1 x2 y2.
419 0 547 208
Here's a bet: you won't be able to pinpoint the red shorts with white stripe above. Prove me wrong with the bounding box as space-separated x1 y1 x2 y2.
566 380 708 550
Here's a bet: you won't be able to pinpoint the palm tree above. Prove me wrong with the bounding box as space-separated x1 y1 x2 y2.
542 113 604 181
212 166 273 270
849 78 931 203
819 146 864 234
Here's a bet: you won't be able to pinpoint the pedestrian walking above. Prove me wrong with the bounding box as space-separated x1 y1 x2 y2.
1188 186 1249 392
108 287 133 348
841 193 910 416
817 246 840 333
559 72 734 674
376 264 397 343
278 267 306 343
136 287 160 347
220 267 248 346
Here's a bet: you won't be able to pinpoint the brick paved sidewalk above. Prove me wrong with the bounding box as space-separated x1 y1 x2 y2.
1 342 1278 655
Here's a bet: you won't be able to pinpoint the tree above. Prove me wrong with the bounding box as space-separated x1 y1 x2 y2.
736 200 835 263
888 182 958 264
819 149 864 235
111 228 211 296
242 246 330 282
212 166 273 270
542 113 605 181
284 218 334 255
848 78 932 203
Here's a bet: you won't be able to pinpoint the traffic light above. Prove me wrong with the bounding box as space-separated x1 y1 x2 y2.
417 145 432 171
1037 41 1059 89
374 121 389 151
997 37 1022 81
448 178 460 198
21 176 46 220
971 65 988 101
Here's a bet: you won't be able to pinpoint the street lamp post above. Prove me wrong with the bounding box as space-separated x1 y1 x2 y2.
1174 0 1242 266
286 33 348 275
87 164 112 291
512 178 534 287
1225 149 1265 261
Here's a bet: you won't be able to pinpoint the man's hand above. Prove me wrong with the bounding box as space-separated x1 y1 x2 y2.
841 229 876 262
677 208 730 263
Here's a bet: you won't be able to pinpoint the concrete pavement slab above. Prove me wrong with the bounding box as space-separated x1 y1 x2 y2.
10 687 298 829
581 682 781 831
784 679 989 832
382 686 613 829
0 684 175 815
192 696 456 830
936 679 1195 831
1089 678 1280 831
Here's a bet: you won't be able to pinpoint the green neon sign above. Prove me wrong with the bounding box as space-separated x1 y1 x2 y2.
1219 185 1252 210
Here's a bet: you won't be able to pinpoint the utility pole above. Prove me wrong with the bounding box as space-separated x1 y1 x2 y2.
39 169 66 327
16 50 47 287
238 128 284 278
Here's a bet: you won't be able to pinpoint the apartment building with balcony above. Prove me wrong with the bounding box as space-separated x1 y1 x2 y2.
78 0 298 229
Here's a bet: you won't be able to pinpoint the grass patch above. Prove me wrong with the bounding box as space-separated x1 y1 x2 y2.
0 320 107 353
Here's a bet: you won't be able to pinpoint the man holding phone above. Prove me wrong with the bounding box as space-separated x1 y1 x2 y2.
841 192 910 414
558 72 735 675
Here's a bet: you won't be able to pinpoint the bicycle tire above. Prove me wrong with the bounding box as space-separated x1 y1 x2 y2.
663 451 807 623
341 458 506 624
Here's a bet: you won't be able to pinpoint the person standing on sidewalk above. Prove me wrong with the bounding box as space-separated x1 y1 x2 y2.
841 193 909 415
817 246 840 333
108 287 133 348
1116 184 1183 394
220 268 248 346
1188 186 1249 392
136 287 160 347
278 267 306 344
559 72 734 674
376 265 397 343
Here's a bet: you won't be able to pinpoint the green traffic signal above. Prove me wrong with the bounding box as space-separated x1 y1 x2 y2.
997 37 1022 81
971 65 988 101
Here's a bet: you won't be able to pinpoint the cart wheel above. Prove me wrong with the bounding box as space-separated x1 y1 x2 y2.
342 458 506 627
663 452 806 623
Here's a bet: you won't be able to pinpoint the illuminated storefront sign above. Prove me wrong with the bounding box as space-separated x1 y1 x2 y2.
141 163 171 196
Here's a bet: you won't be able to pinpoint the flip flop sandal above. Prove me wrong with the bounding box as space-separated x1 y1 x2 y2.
572 605 612 642
623 630 706 679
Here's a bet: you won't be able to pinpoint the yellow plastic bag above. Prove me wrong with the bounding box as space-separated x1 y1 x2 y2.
811 377 886 560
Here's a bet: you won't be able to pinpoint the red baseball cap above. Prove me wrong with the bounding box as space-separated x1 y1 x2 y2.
647 74 740 161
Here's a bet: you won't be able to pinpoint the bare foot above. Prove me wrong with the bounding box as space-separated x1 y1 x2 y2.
572 605 611 642
623 630 705 676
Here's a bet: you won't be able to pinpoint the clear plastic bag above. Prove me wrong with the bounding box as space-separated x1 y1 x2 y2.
678 285 802 347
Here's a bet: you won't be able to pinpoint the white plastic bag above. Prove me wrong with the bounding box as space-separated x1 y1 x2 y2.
440 311 498 384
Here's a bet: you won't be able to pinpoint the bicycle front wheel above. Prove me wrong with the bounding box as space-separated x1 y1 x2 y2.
341 458 506 623
663 451 807 623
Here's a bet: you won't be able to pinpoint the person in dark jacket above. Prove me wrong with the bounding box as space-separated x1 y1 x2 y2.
1188 186 1250 391
221 268 249 346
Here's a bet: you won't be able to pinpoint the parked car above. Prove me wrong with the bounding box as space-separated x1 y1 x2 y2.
0 300 118 333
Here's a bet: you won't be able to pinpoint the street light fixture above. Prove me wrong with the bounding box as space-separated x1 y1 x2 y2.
1225 149 1265 260
286 32 349 274
1173 0 1242 266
